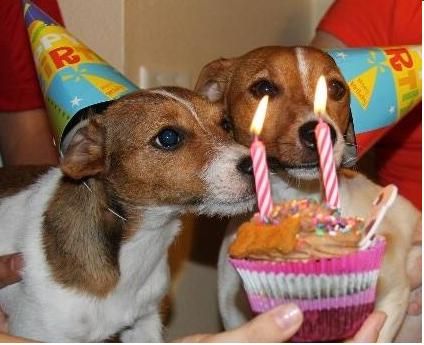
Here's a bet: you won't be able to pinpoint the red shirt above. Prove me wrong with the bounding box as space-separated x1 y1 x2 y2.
0 0 63 111
318 0 422 209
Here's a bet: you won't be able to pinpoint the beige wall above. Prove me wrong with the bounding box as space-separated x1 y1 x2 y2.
59 0 334 87
124 0 334 87
58 0 125 72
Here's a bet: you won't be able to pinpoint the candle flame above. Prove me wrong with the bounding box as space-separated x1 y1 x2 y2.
250 95 269 135
314 75 327 116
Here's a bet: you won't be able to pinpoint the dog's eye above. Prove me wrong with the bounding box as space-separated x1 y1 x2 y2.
250 79 279 98
328 79 346 101
153 128 183 150
220 116 234 133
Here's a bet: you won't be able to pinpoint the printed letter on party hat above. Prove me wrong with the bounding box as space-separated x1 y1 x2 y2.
22 0 139 153
328 46 421 156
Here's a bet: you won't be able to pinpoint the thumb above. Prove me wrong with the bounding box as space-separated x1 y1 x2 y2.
206 303 303 342
0 254 23 288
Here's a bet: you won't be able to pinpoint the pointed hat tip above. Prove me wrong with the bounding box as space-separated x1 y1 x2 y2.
22 0 59 26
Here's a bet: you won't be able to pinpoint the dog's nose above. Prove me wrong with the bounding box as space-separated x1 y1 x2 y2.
298 120 337 150
237 156 254 175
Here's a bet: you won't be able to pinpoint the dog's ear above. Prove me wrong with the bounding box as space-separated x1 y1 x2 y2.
61 117 105 180
341 108 358 168
195 58 234 102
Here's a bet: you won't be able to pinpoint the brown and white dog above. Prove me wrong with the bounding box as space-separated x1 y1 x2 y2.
0 87 256 342
195 46 421 342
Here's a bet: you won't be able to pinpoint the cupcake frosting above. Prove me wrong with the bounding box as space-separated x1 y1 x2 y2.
229 199 365 260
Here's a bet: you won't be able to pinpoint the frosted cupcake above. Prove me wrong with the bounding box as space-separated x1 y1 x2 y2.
229 197 388 342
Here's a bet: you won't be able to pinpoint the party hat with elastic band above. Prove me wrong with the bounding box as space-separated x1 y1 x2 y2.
22 0 140 153
328 46 421 156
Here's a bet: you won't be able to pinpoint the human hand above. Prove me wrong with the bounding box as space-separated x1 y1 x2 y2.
176 303 386 343
407 245 422 315
348 311 387 343
177 303 302 342
406 219 422 315
0 253 23 289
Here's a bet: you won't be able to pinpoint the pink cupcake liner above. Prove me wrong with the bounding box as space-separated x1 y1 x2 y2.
249 288 376 342
291 302 374 342
250 293 375 342
247 286 375 312
229 239 385 342
230 239 385 275
235 269 379 299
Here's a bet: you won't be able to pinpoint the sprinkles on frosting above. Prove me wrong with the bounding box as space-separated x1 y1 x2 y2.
269 199 364 236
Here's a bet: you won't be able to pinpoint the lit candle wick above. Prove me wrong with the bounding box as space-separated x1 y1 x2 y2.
250 96 273 222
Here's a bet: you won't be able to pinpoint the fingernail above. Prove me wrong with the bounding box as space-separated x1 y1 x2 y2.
10 255 24 272
274 303 303 329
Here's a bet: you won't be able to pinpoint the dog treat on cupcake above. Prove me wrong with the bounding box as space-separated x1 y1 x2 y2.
229 199 365 260
229 186 397 342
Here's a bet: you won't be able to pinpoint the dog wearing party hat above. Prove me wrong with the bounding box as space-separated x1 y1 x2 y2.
195 45 421 342
0 1 254 341
0 87 257 342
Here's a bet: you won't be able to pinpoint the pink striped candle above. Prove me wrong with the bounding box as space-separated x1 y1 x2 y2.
314 76 341 209
250 96 273 222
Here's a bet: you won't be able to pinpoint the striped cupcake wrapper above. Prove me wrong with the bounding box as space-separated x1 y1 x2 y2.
249 289 375 342
247 286 376 312
229 239 385 341
235 269 379 300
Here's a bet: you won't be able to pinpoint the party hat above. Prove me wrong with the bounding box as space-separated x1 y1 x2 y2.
22 0 139 153
328 46 422 156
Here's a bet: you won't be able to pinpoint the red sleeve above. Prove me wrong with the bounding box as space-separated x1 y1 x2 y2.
318 0 422 210
0 0 64 111
317 0 420 47
33 0 64 24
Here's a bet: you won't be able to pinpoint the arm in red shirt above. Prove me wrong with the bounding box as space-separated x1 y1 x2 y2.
313 0 422 210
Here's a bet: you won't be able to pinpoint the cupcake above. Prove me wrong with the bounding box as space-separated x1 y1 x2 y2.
229 198 386 342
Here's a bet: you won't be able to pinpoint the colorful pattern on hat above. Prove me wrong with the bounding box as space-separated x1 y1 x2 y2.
328 46 422 154
22 0 139 152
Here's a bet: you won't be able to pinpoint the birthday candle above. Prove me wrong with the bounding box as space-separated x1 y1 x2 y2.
314 76 341 209
250 96 273 222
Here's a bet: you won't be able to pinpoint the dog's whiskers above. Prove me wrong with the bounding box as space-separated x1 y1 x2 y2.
344 141 358 148
83 181 128 222
343 143 357 149
342 156 358 164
